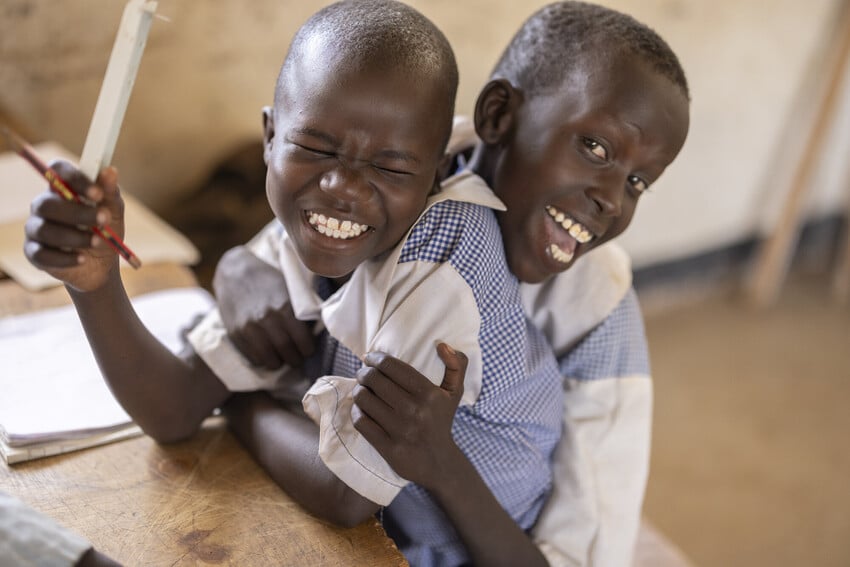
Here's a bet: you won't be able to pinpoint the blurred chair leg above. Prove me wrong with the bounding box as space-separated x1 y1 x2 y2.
831 192 850 303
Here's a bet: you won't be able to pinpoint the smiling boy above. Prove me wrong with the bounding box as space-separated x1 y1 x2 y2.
212 2 691 566
22 1 563 564
354 3 690 566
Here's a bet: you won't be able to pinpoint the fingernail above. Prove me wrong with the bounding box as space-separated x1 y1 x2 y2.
96 211 107 226
442 343 456 355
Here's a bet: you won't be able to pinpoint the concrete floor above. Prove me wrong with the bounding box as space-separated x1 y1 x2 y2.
639 271 850 567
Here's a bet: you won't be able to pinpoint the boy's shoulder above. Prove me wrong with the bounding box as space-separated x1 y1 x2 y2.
521 242 634 355
400 171 506 265
399 172 506 273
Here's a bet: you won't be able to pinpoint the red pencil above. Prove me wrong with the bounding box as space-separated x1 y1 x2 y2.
2 126 142 269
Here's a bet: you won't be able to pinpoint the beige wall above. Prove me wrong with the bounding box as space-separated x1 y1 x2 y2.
2 0 848 267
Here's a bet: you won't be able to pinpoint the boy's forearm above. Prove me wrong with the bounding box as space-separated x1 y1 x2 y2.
224 392 380 527
67 271 229 442
427 443 549 567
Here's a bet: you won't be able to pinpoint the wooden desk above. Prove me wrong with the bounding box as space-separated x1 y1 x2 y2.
0 265 407 566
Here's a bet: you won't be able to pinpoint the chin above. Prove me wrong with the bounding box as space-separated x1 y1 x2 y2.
511 261 549 285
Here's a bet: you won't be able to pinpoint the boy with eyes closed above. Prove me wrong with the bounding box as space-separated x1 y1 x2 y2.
213 2 690 566
22 1 564 565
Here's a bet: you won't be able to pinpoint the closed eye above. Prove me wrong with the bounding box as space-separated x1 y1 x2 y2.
374 164 413 176
293 142 335 157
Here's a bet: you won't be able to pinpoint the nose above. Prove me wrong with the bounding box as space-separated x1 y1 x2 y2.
586 171 624 217
319 161 373 203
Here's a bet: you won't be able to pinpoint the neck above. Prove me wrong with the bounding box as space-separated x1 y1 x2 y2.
466 142 499 187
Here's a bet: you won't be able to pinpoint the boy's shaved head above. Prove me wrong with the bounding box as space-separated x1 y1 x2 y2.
276 0 458 149
492 1 689 99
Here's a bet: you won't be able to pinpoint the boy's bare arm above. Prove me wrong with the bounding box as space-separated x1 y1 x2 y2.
24 161 228 442
353 346 548 567
213 244 314 370
224 391 381 527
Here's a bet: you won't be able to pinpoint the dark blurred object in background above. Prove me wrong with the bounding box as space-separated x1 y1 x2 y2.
162 141 272 289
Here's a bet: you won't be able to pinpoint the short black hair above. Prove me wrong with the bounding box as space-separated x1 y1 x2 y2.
492 1 689 99
276 0 459 149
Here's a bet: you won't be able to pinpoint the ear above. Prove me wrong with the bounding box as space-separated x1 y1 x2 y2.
473 79 523 145
261 106 274 165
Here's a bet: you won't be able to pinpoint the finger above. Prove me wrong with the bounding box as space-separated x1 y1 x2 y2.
436 342 467 396
24 208 96 251
352 400 392 453
23 238 83 269
362 351 431 395
353 384 396 438
30 191 100 229
95 166 125 218
50 159 94 197
356 365 408 408
279 303 315 359
230 327 282 370
258 310 308 367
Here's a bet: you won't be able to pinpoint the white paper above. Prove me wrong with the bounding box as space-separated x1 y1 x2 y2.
0 287 214 448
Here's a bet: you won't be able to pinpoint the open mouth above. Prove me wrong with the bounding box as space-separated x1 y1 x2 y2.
307 211 372 240
545 205 595 265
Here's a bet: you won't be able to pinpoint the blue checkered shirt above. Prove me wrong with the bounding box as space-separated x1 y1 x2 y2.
317 199 563 566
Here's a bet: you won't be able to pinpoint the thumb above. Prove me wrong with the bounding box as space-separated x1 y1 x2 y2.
95 166 125 230
436 342 467 396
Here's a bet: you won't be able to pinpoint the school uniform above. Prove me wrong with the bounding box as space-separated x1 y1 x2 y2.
188 171 564 566
446 116 653 567
522 243 652 567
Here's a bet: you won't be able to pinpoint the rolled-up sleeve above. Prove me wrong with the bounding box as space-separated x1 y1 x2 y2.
0 491 92 567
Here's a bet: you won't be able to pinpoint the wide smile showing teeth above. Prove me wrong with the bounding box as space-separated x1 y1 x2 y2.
307 212 371 240
549 243 574 264
545 205 594 244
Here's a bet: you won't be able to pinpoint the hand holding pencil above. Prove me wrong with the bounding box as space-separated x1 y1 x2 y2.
4 127 142 292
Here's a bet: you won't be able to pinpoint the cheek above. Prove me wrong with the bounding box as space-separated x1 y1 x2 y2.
264 171 291 220
386 188 429 228
266 161 311 209
608 201 639 240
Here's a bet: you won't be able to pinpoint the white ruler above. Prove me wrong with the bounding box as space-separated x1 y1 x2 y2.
79 0 158 181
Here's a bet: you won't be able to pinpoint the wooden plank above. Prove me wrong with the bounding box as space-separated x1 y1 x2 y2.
747 0 850 307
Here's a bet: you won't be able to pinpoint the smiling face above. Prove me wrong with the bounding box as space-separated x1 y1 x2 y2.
264 50 449 280
476 54 690 284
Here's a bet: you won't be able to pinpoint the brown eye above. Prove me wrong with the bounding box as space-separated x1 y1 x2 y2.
582 137 608 160
628 175 648 193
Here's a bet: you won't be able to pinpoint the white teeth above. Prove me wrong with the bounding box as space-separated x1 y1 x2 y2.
546 205 594 244
307 212 370 240
549 243 574 264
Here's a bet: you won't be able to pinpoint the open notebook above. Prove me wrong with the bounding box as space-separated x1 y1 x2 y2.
0 287 214 464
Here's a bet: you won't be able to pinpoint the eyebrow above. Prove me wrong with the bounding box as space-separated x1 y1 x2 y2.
291 127 422 165
292 127 338 146
374 149 421 165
